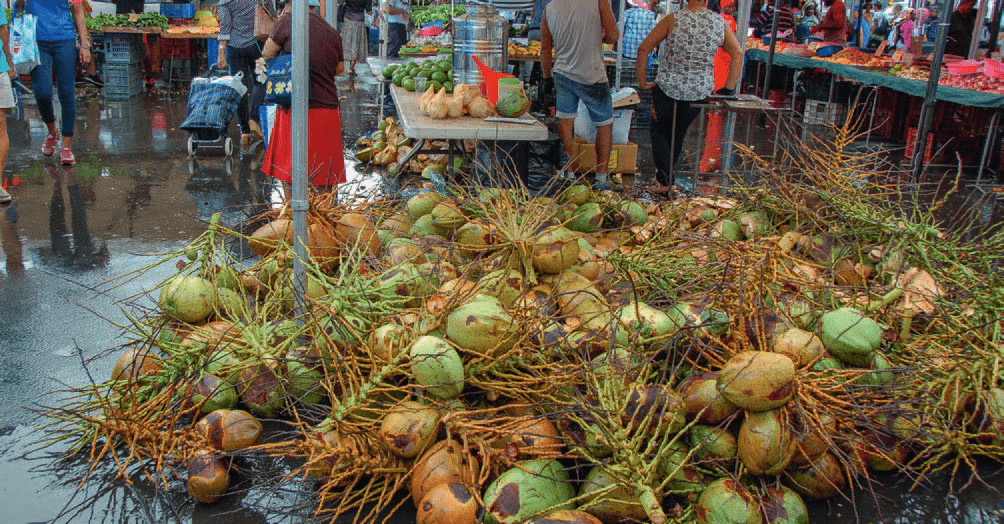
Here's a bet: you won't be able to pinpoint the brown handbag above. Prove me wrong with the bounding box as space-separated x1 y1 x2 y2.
255 1 277 41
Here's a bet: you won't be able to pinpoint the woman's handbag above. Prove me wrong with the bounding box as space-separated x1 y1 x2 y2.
255 0 277 40
10 10 39 74
263 54 294 107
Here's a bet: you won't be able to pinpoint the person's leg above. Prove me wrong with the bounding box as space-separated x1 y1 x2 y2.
388 23 405 58
581 80 614 184
670 99 701 168
0 75 12 188
649 85 675 188
228 45 253 135
31 40 61 153
51 39 79 160
552 73 581 163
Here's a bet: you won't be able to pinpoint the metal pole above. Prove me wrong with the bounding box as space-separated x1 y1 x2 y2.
721 0 753 175
912 0 952 183
292 0 311 320
971 0 990 58
991 0 1004 56
615 2 629 89
760 1 782 97
327 0 338 27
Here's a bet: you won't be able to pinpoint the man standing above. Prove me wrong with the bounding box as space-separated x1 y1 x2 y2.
622 0 660 60
811 0 848 45
542 0 619 190
383 0 410 58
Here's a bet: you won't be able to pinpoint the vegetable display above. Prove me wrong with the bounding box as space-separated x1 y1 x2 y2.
86 13 169 31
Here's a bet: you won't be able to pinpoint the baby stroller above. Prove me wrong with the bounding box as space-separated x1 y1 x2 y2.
179 66 248 157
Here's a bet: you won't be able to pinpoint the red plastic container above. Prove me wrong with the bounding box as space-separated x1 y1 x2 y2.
472 55 514 105
946 59 982 76
984 59 1004 79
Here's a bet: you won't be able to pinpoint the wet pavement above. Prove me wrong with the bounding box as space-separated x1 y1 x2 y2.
0 66 1002 523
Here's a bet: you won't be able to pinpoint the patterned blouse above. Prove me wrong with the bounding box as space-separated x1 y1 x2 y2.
655 8 725 101
218 0 258 49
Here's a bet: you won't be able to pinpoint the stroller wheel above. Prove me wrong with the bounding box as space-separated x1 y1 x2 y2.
224 136 234 157
188 136 197 157
224 156 234 176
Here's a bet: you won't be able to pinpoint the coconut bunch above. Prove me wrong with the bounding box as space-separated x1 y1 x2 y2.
355 115 472 176
420 83 497 120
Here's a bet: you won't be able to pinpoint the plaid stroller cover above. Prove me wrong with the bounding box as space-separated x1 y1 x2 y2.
180 70 246 139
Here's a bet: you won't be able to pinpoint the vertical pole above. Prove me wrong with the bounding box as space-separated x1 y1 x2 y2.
759 2 782 98
912 0 951 183
971 0 990 58
615 2 629 89
292 0 311 320
990 0 1004 56
722 0 753 175
327 0 338 27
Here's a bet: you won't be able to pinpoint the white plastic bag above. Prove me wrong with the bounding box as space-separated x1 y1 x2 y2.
11 13 39 74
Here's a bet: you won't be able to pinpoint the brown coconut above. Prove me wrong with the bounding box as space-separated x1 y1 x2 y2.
784 452 846 499
717 351 795 412
773 327 826 368
186 450 230 504
737 408 797 475
249 218 293 256
679 372 740 424
334 212 381 256
410 439 480 505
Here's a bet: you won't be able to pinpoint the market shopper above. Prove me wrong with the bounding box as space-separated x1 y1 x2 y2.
636 0 742 196
623 0 661 60
114 0 144 15
795 2 820 40
752 0 795 38
26 0 91 166
945 0 977 57
218 0 266 151
342 0 372 76
261 5 346 192
0 8 14 205
541 0 620 189
383 0 411 58
810 0 847 45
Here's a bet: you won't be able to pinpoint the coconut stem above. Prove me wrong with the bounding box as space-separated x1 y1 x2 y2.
866 287 903 313
639 487 667 524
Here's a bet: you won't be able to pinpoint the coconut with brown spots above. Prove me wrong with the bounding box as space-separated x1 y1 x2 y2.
679 372 740 424
761 484 809 524
783 452 845 499
186 450 230 504
526 510 603 524
410 439 480 505
483 459 575 524
716 351 795 412
379 401 441 458
694 478 761 524
416 482 479 524
737 408 797 475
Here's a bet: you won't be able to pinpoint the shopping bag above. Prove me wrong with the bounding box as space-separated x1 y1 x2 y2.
255 1 277 40
180 70 246 133
263 54 294 107
10 13 39 74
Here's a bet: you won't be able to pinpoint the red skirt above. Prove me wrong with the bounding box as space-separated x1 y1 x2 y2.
263 106 346 187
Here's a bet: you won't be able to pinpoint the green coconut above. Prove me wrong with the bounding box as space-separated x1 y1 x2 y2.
187 372 238 413
160 275 218 323
215 287 246 319
371 322 411 363
622 384 687 437
680 372 740 424
283 348 325 405
567 202 604 233
738 210 773 238
712 219 744 241
385 237 428 265
483 459 574 524
312 314 367 355
410 335 464 399
773 327 825 368
495 87 531 118
737 408 796 475
783 452 845 499
558 417 613 458
616 300 682 343
616 200 649 227
477 268 527 306
858 351 893 387
532 226 580 274
431 200 467 234
690 425 738 465
238 363 287 417
694 478 761 524
446 294 518 356
810 353 845 374
455 220 495 257
411 214 440 237
381 210 415 237
407 191 448 219
658 441 705 494
717 351 795 412
762 485 810 524
379 262 437 301
559 184 593 206
379 401 441 458
817 307 883 367
579 465 661 522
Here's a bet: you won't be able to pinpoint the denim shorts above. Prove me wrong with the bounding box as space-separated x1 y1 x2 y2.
553 72 613 126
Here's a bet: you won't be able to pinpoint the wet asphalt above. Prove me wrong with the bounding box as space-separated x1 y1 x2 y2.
0 64 1002 523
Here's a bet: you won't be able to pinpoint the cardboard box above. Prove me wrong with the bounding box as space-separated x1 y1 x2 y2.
572 138 638 174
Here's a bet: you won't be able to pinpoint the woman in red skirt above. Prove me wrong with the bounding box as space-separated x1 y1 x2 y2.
262 3 346 191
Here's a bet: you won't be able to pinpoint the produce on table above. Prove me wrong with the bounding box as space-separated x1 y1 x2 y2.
37 129 1004 522
86 13 169 30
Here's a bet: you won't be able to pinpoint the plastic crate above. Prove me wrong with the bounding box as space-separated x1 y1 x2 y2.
103 34 144 64
803 100 846 126
160 3 195 18
104 63 144 99
161 38 193 59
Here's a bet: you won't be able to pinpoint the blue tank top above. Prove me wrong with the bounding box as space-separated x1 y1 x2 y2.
28 0 78 42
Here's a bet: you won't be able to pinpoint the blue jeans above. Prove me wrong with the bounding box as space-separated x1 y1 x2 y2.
387 23 407 58
31 39 78 138
553 72 613 125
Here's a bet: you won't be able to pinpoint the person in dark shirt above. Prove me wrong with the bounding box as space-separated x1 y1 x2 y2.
945 0 976 57
811 0 847 44
115 0 144 15
754 0 795 37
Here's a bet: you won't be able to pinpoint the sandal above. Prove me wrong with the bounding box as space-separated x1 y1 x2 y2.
648 182 672 195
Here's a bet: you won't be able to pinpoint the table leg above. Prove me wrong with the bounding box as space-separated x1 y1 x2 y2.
976 108 1002 187
397 138 425 169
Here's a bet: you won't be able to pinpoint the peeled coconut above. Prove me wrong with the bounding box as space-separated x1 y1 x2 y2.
195 409 263 451
483 459 575 524
159 275 218 323
818 307 883 367
379 401 440 458
579 465 661 522
428 88 449 119
717 351 795 412
532 226 580 274
468 96 495 118
410 335 465 399
737 408 797 475
694 478 761 524
186 451 230 504
446 294 518 356
410 439 480 505
417 482 479 524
